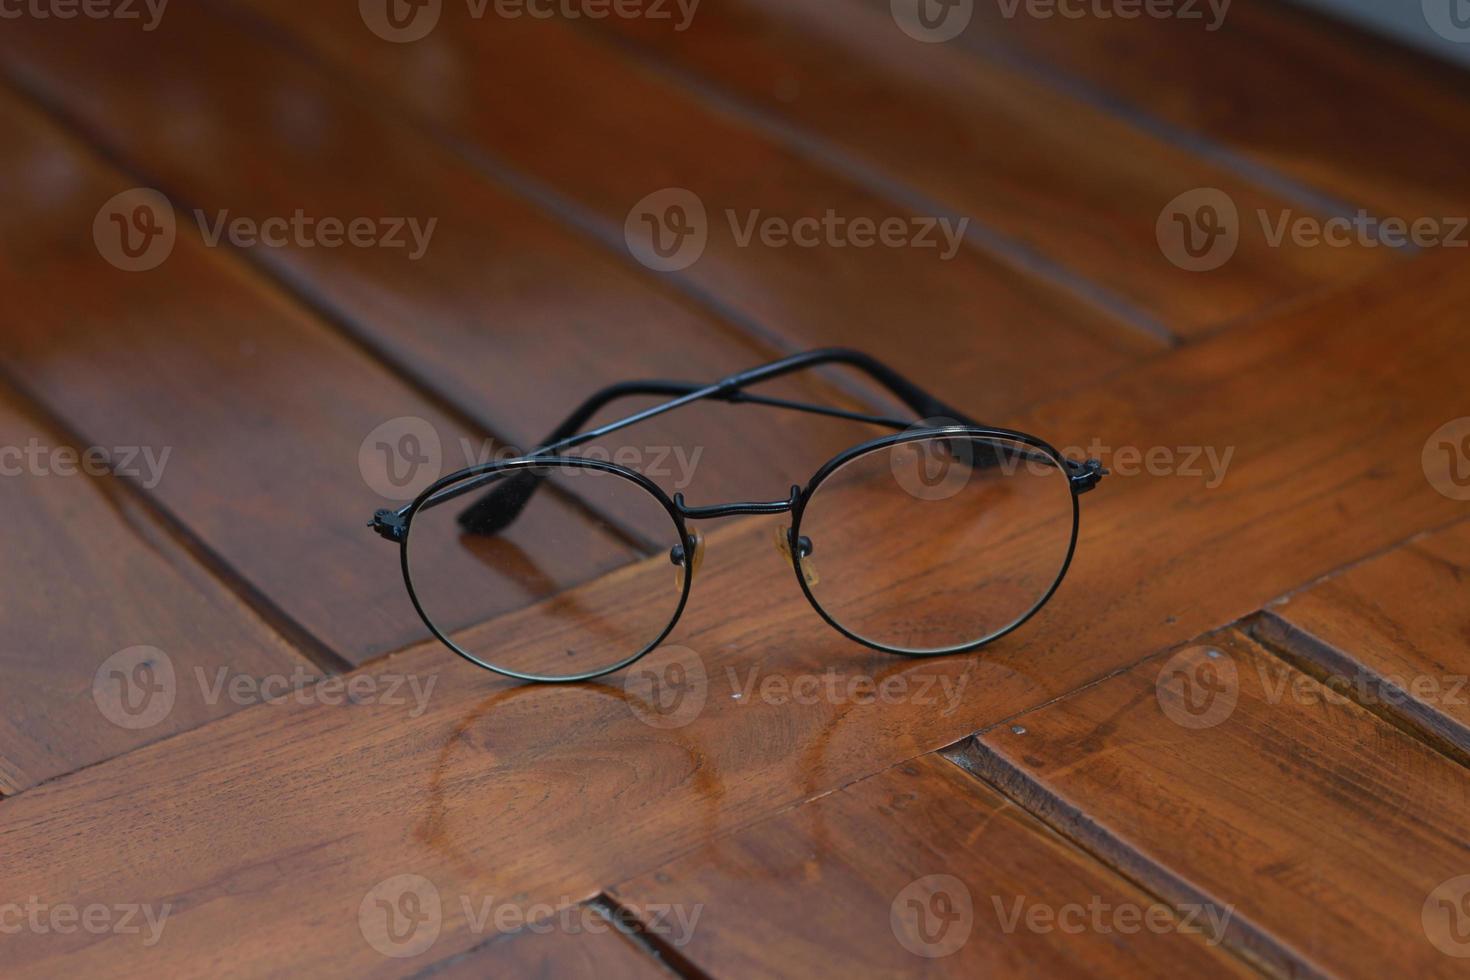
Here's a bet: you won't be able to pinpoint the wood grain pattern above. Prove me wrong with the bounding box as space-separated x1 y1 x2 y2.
234 0 1161 416
0 250 1465 975
586 0 1393 336
953 629 1470 978
0 385 310 794
0 90 638 665
1257 520 1470 764
952 0 1470 218
0 1 878 520
610 753 1253 977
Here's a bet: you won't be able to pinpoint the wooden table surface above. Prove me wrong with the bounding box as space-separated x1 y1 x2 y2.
1 1 1468 976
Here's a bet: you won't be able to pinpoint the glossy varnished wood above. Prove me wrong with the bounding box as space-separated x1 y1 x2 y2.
1258 520 1470 764
1 250 1465 974
0 385 309 793
954 0 1470 217
234 0 1161 416
586 0 1393 336
611 753 1253 977
0 1 878 521
953 629 1470 978
0 91 638 665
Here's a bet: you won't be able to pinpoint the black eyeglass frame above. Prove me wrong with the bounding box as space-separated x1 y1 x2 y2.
370 348 1105 683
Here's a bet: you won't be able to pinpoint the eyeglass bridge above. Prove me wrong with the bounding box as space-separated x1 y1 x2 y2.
670 487 801 521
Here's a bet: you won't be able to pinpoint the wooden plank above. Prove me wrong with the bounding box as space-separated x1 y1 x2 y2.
0 90 638 665
232 0 1161 415
0 250 1465 975
408 904 673 979
0 3 879 517
610 753 1253 977
584 0 1393 336
950 0 1470 218
953 628 1470 978
1256 519 1470 764
0 385 312 794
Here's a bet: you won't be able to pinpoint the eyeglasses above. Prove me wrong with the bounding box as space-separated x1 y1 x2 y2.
370 348 1105 682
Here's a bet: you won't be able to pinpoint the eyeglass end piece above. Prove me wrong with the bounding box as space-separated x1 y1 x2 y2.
370 509 408 543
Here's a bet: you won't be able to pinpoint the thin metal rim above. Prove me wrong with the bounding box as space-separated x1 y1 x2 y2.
788 426 1082 658
398 456 693 683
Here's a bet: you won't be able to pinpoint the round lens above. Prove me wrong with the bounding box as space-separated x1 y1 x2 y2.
795 433 1076 654
405 462 687 680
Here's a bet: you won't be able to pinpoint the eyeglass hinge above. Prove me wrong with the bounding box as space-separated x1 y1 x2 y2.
1068 458 1108 495
369 508 408 542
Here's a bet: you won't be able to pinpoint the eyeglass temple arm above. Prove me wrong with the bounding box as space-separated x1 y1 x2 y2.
452 348 988 536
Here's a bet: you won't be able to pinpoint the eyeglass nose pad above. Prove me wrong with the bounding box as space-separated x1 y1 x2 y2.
773 526 819 587
669 530 706 592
